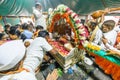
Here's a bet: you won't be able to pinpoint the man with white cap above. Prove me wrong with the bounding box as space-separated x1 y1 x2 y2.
33 2 47 30
0 40 37 80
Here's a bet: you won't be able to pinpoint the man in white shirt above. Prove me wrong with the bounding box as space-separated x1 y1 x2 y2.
0 30 57 80
33 2 47 29
23 30 57 73
99 20 117 50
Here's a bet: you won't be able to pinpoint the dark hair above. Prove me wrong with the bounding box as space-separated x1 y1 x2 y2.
4 24 11 34
38 30 49 38
0 33 5 40
36 25 43 30
81 19 85 25
20 33 27 41
22 23 29 30
90 22 97 27
15 24 21 28
9 26 21 37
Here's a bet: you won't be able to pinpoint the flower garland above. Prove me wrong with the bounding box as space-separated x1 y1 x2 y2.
47 4 120 61
47 4 87 45
47 4 104 56
47 5 120 79
47 4 120 57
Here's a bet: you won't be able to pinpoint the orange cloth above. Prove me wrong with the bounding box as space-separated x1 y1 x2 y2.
116 32 120 44
0 60 29 75
114 32 120 48
90 52 120 80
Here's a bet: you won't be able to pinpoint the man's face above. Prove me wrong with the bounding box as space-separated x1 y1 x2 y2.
9 34 18 40
37 5 42 10
102 25 110 33
45 35 50 41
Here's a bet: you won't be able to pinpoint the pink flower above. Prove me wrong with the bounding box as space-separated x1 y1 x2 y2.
66 8 70 12
73 14 78 18
75 20 80 23
68 10 73 15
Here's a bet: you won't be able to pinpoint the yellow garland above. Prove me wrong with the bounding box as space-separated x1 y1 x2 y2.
87 43 101 51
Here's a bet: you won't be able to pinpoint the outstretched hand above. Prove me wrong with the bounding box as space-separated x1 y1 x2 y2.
46 69 58 80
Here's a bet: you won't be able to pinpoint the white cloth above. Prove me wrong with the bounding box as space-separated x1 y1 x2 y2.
114 25 120 32
24 39 33 44
99 30 117 50
0 71 37 80
0 40 38 80
23 37 53 73
33 8 47 29
92 28 103 44
0 40 25 71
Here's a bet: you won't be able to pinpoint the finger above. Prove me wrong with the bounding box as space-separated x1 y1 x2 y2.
46 73 51 80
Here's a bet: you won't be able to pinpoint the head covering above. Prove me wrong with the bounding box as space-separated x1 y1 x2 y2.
35 2 42 8
0 40 25 71
35 2 41 5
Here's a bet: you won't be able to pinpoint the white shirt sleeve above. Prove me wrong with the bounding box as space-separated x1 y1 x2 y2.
105 43 115 50
33 9 42 19
23 37 53 73
93 29 103 44
41 38 53 51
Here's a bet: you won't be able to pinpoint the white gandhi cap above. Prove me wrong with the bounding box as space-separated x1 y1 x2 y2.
35 2 42 6
0 40 26 71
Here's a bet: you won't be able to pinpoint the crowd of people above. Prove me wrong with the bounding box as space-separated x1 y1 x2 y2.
0 22 58 79
0 2 58 80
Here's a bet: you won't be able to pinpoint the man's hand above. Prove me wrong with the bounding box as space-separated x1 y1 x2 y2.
49 49 58 55
116 44 120 50
102 37 108 44
46 69 58 80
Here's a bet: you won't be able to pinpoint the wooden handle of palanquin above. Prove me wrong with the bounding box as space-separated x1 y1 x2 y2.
91 7 120 19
